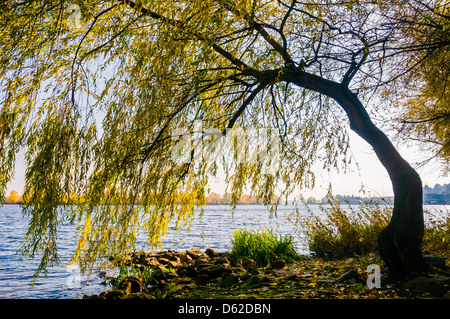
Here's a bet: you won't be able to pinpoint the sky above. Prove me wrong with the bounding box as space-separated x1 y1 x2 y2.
3 4 448 200
6 127 447 200
206 129 448 200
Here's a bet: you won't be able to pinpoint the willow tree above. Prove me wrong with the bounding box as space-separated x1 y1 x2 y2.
386 0 450 172
0 0 434 280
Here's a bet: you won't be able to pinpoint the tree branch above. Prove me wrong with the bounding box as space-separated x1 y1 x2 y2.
220 0 295 68
223 81 266 134
120 0 261 76
222 72 279 134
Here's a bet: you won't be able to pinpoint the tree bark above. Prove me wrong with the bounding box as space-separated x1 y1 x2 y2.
283 70 428 280
334 88 428 281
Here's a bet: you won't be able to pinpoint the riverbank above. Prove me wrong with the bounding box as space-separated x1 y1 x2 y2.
83 248 450 300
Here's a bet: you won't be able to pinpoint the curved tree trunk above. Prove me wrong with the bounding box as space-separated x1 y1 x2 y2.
332 87 428 281
284 70 428 280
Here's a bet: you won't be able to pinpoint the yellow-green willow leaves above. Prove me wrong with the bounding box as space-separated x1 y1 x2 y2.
389 1 450 172
1 0 444 279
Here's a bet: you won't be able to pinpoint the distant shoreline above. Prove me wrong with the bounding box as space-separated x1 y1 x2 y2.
1 199 392 205
3 195 449 205
4 183 449 205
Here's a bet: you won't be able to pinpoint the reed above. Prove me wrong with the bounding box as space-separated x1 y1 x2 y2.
304 200 450 259
304 200 391 258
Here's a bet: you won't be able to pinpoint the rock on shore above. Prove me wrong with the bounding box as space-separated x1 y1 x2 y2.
84 249 450 299
85 248 281 299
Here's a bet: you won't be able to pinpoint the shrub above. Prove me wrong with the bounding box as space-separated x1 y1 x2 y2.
304 200 391 258
304 200 450 259
422 207 450 257
230 228 301 267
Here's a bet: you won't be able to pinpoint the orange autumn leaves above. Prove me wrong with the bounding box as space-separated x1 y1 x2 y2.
4 190 22 203
204 192 263 205
2 190 264 205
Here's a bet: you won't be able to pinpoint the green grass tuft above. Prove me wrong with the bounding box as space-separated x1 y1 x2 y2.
230 228 302 267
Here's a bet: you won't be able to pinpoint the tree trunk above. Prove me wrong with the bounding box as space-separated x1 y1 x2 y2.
283 71 428 280
335 88 428 281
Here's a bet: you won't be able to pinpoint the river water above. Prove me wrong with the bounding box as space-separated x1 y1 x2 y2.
0 203 447 299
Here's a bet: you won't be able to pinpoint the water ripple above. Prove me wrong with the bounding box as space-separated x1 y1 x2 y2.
1 204 446 298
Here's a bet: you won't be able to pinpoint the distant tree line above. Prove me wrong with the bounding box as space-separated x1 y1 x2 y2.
3 190 22 204
306 195 394 205
3 190 277 205
4 187 448 205
204 192 265 205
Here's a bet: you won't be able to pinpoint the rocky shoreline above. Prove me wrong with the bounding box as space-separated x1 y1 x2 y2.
85 247 286 299
84 248 450 299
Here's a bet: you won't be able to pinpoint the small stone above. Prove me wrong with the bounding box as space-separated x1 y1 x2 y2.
145 257 160 267
128 292 156 299
186 248 204 259
221 263 232 271
158 252 181 262
271 259 286 269
180 252 193 264
424 254 447 269
235 256 255 267
157 257 171 265
261 276 271 283
119 281 132 295
199 265 231 279
220 273 239 288
138 252 150 263
404 275 450 297
246 266 260 275
119 276 141 294
194 256 211 268
215 257 230 264
100 289 127 299
204 248 216 258
186 265 198 277
247 275 262 286
167 258 182 269
195 274 210 286
337 270 361 283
